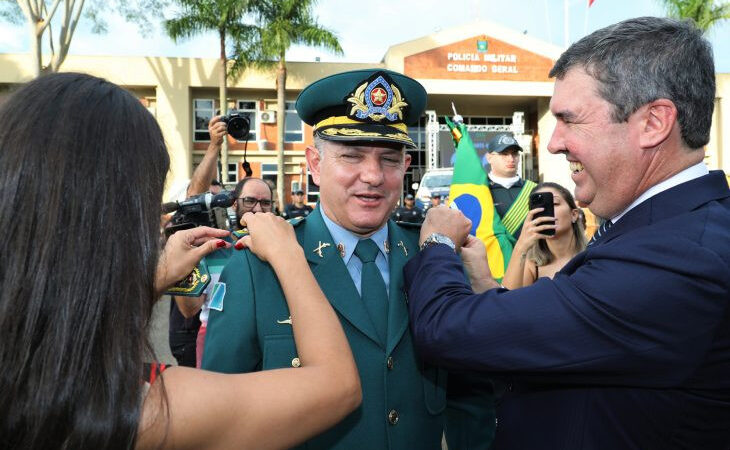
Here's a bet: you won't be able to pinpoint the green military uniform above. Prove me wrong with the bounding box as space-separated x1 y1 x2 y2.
203 68 492 449
203 207 448 449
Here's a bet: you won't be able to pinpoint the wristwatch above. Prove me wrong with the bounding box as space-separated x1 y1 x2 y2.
420 233 456 252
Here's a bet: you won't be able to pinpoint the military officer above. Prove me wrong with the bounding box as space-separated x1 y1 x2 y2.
202 69 462 449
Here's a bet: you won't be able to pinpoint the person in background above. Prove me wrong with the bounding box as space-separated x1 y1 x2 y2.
0 72 360 450
283 189 314 219
485 133 536 239
174 177 274 367
392 194 424 224
500 182 587 289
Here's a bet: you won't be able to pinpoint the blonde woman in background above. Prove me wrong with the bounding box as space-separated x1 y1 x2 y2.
502 182 587 289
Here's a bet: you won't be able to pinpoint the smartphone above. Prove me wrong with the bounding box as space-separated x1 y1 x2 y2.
528 191 556 236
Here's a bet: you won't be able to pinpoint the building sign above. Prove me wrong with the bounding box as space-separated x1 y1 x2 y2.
404 35 554 82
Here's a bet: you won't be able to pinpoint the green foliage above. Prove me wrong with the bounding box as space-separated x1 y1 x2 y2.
658 0 730 32
252 0 343 60
165 0 262 81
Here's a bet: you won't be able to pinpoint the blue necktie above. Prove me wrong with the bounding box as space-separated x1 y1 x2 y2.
588 219 613 246
354 239 388 342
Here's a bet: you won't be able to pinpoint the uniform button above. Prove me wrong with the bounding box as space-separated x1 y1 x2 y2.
386 356 394 370
388 409 399 425
291 357 301 368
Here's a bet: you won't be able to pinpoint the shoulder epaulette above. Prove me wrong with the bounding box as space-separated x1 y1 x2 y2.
288 216 306 227
231 215 306 239
394 221 422 229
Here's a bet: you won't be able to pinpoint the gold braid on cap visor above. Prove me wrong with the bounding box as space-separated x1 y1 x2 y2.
313 116 409 134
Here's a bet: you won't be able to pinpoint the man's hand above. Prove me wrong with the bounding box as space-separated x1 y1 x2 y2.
420 206 472 251
155 227 231 295
208 116 228 147
460 235 500 293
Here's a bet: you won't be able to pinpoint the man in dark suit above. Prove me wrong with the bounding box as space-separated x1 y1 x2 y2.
404 17 730 449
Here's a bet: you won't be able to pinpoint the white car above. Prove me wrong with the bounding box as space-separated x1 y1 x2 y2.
414 168 453 206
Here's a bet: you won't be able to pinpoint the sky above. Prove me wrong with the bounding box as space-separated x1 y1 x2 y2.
0 0 729 72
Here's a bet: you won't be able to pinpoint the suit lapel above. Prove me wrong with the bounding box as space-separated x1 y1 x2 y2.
385 221 417 355
301 207 382 346
599 171 730 247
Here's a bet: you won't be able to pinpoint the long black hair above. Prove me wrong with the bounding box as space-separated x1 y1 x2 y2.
0 73 170 449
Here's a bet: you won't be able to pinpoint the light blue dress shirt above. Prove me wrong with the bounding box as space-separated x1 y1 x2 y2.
320 210 390 296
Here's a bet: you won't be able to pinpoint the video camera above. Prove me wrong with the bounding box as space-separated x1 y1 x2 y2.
163 191 235 237
220 110 251 141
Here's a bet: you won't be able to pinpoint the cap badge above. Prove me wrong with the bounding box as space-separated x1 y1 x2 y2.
346 73 408 123
497 135 517 146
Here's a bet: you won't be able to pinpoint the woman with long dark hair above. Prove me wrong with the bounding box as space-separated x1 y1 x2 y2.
501 182 587 289
0 72 360 449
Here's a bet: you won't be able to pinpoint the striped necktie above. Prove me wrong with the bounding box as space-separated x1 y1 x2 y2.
588 219 613 246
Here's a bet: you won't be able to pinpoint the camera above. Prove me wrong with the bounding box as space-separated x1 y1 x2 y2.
163 191 235 237
220 110 251 141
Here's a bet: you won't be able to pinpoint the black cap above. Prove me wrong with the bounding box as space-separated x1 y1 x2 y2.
488 133 523 153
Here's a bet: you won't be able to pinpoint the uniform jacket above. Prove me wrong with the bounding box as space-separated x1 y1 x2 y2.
202 206 448 450
404 171 730 449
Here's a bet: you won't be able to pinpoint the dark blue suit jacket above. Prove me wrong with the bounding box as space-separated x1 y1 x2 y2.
404 171 730 449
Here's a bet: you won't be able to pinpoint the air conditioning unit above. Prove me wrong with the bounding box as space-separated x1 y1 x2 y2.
259 110 276 124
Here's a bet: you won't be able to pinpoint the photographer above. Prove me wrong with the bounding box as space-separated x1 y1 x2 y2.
169 114 237 367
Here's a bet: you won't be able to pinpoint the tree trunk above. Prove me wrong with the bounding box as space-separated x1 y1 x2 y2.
219 29 229 183
276 57 287 211
31 21 42 77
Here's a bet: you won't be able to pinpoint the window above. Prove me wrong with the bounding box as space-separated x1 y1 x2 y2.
285 101 303 142
194 99 214 141
261 163 278 190
306 173 319 204
235 100 257 141
227 162 238 182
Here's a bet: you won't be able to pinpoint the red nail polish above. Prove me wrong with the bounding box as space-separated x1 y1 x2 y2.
235 242 244 250
216 240 226 248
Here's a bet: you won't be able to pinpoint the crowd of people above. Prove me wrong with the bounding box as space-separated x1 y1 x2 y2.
1 15 729 450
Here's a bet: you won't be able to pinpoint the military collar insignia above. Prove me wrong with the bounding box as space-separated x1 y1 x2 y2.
397 240 408 256
384 240 390 254
337 243 345 258
346 72 408 123
313 241 331 258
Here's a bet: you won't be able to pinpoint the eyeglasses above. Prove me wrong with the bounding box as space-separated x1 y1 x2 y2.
238 197 273 209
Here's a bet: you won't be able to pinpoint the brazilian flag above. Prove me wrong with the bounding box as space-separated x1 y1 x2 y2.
446 117 515 281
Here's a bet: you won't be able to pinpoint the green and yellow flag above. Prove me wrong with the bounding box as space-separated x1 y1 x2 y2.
446 117 515 280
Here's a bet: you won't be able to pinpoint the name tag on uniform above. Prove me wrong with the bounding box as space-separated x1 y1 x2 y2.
208 282 226 311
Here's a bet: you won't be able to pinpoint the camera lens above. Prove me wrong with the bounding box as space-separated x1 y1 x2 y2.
227 116 250 141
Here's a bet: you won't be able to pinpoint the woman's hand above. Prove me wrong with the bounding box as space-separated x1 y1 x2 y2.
235 212 303 264
514 208 556 252
155 227 231 295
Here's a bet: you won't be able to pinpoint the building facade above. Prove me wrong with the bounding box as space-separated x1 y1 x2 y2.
1 20 727 205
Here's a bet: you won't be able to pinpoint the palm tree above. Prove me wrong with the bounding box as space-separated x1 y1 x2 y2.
657 0 730 32
165 0 261 183
254 0 343 209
